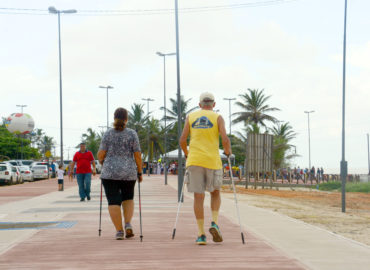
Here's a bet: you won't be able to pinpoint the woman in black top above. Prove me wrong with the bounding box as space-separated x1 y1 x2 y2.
98 107 143 240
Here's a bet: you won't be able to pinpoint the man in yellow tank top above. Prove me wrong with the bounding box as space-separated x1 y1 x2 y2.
180 92 231 245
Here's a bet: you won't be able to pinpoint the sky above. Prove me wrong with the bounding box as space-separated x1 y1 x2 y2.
0 0 369 174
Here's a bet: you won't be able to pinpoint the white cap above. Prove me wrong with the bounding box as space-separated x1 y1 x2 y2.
199 92 215 102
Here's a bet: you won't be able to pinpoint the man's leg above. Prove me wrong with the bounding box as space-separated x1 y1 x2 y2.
76 174 86 200
85 173 92 200
194 192 205 237
210 189 221 225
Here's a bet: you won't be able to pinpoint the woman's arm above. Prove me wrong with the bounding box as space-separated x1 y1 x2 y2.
97 150 107 165
134 151 143 182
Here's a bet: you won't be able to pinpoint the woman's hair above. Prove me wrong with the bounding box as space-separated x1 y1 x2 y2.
59 164 63 169
113 107 128 131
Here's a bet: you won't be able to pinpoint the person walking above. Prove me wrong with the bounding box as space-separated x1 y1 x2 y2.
70 143 96 201
97 107 143 240
180 92 231 245
57 164 64 191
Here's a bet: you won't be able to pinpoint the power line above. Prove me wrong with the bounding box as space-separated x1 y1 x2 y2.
0 0 298 16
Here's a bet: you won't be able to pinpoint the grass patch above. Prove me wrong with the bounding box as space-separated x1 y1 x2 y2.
318 182 341 191
346 182 370 193
318 181 370 193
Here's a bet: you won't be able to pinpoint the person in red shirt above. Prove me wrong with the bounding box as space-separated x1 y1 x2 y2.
70 143 96 201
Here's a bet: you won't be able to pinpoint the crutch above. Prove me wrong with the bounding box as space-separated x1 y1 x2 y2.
172 176 186 239
138 179 143 242
98 179 103 236
228 156 245 244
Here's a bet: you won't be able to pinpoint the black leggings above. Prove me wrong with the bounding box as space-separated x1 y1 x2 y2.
102 179 136 206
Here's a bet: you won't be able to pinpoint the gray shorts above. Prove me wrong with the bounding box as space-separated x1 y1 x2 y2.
185 166 223 193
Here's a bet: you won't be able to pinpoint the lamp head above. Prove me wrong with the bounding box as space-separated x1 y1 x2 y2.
48 6 58 14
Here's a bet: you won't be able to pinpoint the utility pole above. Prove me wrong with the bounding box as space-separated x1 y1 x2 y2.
49 6 77 168
157 52 176 185
99 85 114 129
304 111 315 169
174 0 184 202
142 98 154 176
367 133 369 175
223 98 236 135
340 0 348 213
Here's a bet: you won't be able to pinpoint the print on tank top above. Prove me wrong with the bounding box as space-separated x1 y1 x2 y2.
192 116 214 129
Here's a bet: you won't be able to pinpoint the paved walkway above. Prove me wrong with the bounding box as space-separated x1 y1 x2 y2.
0 175 307 270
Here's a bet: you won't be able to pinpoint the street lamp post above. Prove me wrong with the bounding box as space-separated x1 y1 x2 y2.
157 51 176 185
367 133 370 175
304 111 314 170
340 0 348 213
174 0 184 202
223 98 236 135
48 6 77 167
142 98 154 176
99 85 114 129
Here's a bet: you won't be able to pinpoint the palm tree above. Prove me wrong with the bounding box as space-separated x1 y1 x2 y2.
160 95 198 129
147 118 164 161
160 95 197 152
127 103 150 157
270 122 298 169
81 128 101 158
127 103 148 132
233 89 280 127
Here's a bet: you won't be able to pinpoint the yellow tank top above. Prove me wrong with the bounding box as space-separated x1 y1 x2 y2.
186 110 222 170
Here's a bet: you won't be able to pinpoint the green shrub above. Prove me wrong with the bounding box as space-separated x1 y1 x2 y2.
346 182 370 193
318 181 341 191
318 181 370 193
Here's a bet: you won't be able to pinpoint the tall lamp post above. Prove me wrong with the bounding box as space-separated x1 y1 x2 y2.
48 6 77 167
174 0 184 202
99 85 114 129
340 0 348 213
367 133 370 175
223 98 236 135
157 51 176 185
304 111 314 170
142 98 154 176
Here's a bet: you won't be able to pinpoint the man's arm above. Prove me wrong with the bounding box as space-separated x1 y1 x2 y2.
179 116 190 158
217 115 231 156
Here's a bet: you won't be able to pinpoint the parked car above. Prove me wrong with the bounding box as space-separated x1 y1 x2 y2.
8 160 22 166
0 162 17 185
13 166 23 184
18 166 34 182
31 162 52 177
31 165 49 180
19 160 34 166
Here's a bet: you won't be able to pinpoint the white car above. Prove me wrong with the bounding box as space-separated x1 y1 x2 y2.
18 166 34 182
32 165 49 180
0 162 17 185
13 166 24 184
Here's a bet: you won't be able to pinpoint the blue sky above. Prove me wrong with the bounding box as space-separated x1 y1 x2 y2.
0 0 369 173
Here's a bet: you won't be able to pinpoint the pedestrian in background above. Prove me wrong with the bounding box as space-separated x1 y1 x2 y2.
70 143 96 201
57 164 64 191
98 107 143 240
